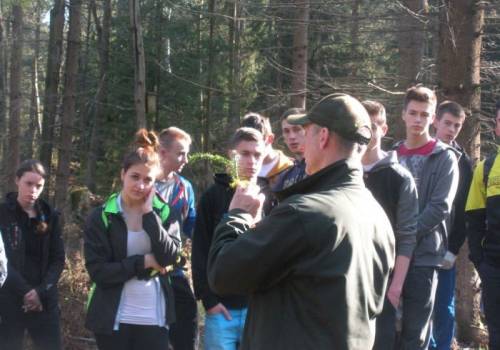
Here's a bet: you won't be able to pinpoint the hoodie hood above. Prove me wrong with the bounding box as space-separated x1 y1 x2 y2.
367 150 399 173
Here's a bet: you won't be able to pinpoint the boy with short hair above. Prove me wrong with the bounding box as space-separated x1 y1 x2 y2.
156 127 198 350
395 86 459 349
430 101 473 350
361 100 418 350
191 127 267 350
465 101 500 349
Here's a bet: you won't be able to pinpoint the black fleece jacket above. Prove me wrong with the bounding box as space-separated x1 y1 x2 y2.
0 192 65 314
191 174 272 311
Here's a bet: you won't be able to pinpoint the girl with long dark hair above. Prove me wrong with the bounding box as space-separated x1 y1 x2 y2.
84 129 181 349
0 160 65 349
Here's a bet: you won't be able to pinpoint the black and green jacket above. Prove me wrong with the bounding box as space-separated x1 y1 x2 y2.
466 147 500 267
84 193 181 334
207 160 395 350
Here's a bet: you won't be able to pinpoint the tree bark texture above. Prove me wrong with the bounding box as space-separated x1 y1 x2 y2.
290 0 309 109
0 12 6 171
436 0 485 345
40 0 65 182
228 0 242 133
5 5 23 190
129 0 146 128
55 0 82 216
86 0 111 193
394 0 428 140
203 0 216 152
26 0 42 160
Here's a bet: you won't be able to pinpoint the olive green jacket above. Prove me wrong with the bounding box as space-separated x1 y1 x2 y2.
208 159 395 350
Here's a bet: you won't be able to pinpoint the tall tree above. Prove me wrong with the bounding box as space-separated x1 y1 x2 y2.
40 0 65 181
393 0 429 139
228 0 242 132
203 0 216 152
86 0 111 192
0 10 6 167
25 0 42 159
130 0 146 128
436 0 485 344
55 0 82 215
4 4 23 190
290 0 309 108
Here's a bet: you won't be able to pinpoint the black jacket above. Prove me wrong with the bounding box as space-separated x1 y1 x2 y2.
0 192 65 319
84 193 180 334
448 141 473 255
207 160 395 350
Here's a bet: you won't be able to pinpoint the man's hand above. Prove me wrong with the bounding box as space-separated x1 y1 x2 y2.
229 183 265 222
441 251 456 270
23 289 43 312
207 303 232 321
387 280 403 309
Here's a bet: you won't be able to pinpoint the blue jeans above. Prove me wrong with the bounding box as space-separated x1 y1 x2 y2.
429 267 456 350
478 261 500 349
204 308 247 350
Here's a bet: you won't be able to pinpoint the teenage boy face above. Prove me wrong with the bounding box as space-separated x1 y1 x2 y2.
402 100 436 137
433 112 465 144
159 138 190 173
233 140 265 181
367 113 388 150
281 119 305 155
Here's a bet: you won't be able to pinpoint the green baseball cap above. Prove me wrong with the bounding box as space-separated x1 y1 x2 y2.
287 93 372 144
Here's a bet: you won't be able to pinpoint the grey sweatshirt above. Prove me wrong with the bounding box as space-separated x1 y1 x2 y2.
364 150 418 259
395 140 460 267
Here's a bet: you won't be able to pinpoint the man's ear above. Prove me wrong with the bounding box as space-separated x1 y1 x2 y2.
381 124 389 137
266 133 275 145
319 128 330 149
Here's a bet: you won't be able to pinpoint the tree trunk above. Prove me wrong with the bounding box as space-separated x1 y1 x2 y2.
394 0 428 140
350 0 361 77
25 0 42 160
54 0 81 217
397 0 428 87
203 0 216 152
228 0 241 132
290 0 309 109
77 2 93 156
436 0 485 344
86 0 111 193
129 0 146 128
0 11 7 172
4 4 23 190
40 0 65 181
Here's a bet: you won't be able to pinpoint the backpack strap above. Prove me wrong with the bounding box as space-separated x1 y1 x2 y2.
483 154 497 188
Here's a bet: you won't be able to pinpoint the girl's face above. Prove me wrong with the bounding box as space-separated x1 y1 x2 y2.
121 163 158 205
16 171 45 208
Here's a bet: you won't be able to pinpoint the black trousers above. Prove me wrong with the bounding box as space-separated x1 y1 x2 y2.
373 296 397 350
479 261 500 350
95 324 169 350
0 306 62 350
169 274 199 350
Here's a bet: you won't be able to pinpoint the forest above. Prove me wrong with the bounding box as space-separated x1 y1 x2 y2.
0 0 499 348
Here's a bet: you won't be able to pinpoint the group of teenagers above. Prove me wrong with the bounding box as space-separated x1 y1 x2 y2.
0 85 499 350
